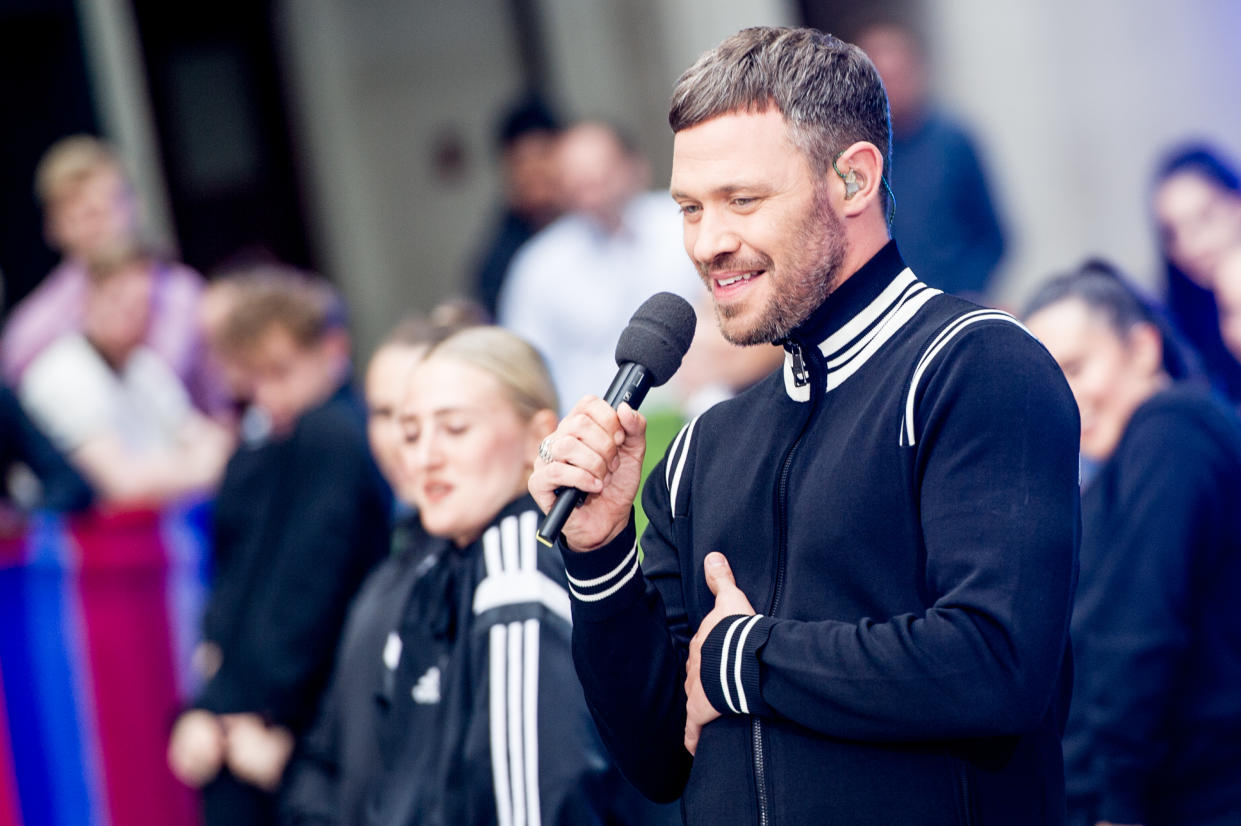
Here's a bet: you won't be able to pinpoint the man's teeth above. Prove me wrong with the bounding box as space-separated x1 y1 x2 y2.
717 272 757 287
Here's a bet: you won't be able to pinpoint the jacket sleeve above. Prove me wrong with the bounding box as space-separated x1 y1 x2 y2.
278 669 342 826
558 429 696 803
1077 408 1210 823
467 511 662 824
698 322 1080 741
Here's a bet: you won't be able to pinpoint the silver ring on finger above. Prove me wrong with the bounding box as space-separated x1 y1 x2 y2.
537 435 556 464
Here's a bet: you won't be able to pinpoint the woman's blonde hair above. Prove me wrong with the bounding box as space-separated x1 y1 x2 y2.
420 326 558 421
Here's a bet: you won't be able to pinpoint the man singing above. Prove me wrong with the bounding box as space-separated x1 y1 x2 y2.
529 26 1080 825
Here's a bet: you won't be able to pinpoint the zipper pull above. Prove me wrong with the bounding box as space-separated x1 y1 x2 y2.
785 340 810 388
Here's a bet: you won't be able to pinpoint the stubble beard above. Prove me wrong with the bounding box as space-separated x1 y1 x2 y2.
711 191 847 346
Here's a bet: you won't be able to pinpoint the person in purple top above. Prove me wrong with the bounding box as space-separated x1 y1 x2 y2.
1 135 228 415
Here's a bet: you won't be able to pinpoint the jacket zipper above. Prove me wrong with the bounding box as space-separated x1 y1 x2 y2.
751 339 820 825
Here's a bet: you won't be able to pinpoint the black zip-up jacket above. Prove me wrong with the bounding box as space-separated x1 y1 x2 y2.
1064 386 1241 825
297 496 676 826
560 243 1081 825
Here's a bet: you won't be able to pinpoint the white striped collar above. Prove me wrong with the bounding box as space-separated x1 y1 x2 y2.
782 266 942 401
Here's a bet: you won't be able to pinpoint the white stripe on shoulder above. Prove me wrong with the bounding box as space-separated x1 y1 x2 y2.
473 570 573 625
483 525 503 578
489 623 513 826
519 510 537 572
901 310 1030 447
669 414 701 519
500 514 520 573
664 420 692 489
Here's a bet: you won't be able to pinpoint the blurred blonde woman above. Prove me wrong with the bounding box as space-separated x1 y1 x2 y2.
283 326 673 825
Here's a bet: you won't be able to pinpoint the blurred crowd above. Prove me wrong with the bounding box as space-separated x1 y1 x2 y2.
0 17 1239 826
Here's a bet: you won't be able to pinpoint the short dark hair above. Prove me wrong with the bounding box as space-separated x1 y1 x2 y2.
1155 143 1241 194
496 95 560 151
669 26 891 201
1023 259 1200 381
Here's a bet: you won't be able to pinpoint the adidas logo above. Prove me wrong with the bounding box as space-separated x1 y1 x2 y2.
411 666 441 704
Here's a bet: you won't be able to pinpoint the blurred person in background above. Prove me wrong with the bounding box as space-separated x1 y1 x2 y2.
470 96 563 319
283 325 673 825
856 19 1006 299
0 383 93 517
2 135 229 415
1153 144 1241 401
281 310 470 825
1211 246 1241 365
497 120 704 407
1025 261 1241 826
17 243 232 507
167 268 390 826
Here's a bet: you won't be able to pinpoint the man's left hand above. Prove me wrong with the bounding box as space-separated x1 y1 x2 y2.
685 552 755 756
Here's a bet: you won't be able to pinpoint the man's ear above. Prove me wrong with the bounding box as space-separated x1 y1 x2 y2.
831 141 885 218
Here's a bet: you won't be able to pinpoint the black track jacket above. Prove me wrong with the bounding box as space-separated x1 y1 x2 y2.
560 242 1081 825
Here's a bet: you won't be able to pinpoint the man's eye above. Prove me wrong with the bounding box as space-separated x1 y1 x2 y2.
732 197 756 207
678 204 701 216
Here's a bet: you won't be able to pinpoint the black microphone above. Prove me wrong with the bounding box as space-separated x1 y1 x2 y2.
537 292 697 547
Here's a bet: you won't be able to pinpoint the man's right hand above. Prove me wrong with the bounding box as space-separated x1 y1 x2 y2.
528 396 646 551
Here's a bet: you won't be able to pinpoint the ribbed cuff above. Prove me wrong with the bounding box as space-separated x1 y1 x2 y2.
699 614 773 716
558 512 643 621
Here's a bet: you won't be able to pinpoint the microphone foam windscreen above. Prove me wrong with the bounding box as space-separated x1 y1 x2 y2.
614 292 697 386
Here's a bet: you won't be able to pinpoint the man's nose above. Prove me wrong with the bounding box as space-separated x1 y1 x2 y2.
690 208 742 267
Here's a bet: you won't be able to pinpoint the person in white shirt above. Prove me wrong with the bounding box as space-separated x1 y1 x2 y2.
19 244 232 506
497 122 707 408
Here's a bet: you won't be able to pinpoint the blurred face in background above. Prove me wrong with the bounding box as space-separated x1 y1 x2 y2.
1026 297 1164 461
856 24 927 135
365 343 426 500
46 165 139 261
84 263 153 368
242 325 347 438
1214 247 1241 360
1154 171 1241 288
398 356 548 547
505 130 562 226
557 123 647 232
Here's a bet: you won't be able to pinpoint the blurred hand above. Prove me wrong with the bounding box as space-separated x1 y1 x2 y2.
528 396 646 551
167 709 225 788
221 713 294 791
684 553 755 756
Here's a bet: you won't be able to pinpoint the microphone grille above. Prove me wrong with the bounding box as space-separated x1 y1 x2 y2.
614 292 697 387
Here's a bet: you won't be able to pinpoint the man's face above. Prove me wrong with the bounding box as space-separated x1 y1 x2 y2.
46 166 139 260
671 109 846 345
243 326 342 437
